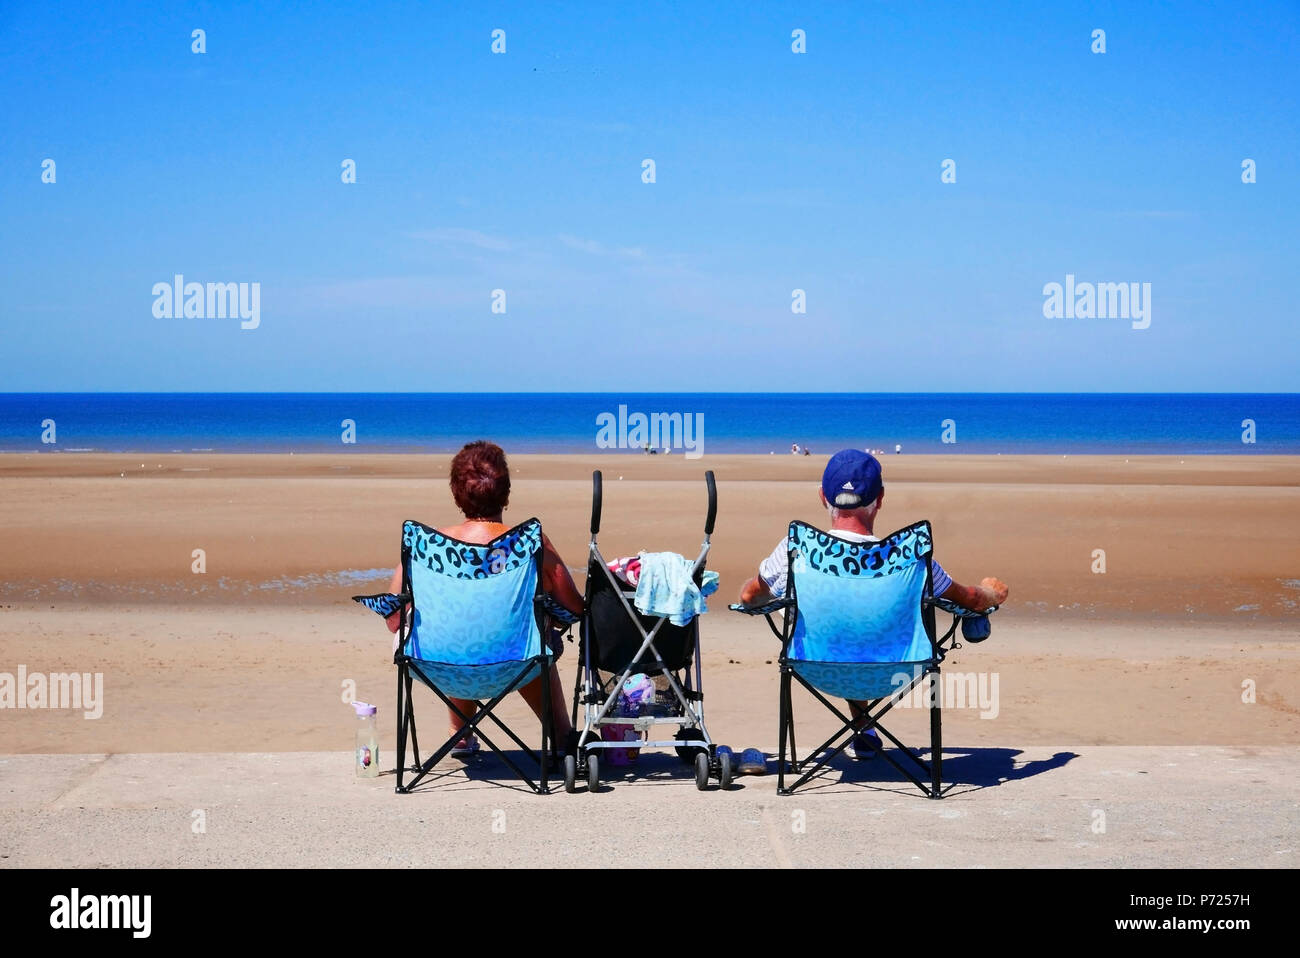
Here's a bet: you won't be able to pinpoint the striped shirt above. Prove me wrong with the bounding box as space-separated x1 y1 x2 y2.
758 529 953 599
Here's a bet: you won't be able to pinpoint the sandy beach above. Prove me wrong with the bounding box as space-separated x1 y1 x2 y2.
0 452 1297 759
2 453 1299 619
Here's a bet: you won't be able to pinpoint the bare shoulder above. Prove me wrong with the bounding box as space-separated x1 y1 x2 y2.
540 532 565 559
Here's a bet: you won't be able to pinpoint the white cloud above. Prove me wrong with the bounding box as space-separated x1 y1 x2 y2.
556 233 644 258
406 228 512 251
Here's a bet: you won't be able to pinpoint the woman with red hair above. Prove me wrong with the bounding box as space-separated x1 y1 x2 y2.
384 441 583 756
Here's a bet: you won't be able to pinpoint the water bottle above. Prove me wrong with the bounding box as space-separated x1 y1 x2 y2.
353 701 379 778
621 674 655 762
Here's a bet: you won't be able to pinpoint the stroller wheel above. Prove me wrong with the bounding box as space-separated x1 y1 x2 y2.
694 752 710 790
563 754 578 794
586 752 600 793
718 749 733 790
675 727 706 764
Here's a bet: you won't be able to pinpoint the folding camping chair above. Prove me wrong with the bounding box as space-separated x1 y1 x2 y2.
353 517 578 794
565 469 731 792
730 519 997 799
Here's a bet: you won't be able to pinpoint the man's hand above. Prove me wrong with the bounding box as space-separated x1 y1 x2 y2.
739 575 773 606
940 576 1009 612
976 577 1009 609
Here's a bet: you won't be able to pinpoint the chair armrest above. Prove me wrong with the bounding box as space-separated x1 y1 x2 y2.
729 598 793 616
539 593 581 625
927 596 999 618
352 592 408 618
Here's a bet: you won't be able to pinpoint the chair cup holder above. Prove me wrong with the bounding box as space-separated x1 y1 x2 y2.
961 615 992 642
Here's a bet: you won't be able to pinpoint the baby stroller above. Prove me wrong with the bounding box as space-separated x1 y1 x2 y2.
564 469 731 793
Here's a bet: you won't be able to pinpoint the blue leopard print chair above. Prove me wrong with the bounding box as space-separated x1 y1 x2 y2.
732 519 957 798
353 517 577 794
786 519 937 701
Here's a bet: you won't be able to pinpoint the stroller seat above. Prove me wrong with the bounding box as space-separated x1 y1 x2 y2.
581 560 697 676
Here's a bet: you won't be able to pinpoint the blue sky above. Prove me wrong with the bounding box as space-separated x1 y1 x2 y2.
1 1 1297 391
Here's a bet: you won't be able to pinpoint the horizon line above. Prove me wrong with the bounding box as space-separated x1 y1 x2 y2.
2 391 1297 398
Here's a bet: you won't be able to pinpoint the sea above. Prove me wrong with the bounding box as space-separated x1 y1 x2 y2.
1 393 1297 455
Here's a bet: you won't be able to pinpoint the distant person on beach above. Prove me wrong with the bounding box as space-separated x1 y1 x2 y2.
791 443 800 455
383 440 582 756
737 449 1009 758
895 443 902 454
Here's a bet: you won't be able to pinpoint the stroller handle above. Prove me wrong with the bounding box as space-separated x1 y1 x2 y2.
704 470 717 535
592 469 714 536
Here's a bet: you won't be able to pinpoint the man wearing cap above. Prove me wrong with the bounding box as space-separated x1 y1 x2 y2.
738 449 1009 759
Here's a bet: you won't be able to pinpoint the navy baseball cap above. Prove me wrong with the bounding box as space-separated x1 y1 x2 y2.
822 449 884 508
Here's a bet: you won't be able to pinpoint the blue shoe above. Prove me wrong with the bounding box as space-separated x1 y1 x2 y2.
738 748 767 775
851 728 881 760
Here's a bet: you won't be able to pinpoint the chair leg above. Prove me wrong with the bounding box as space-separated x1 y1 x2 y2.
786 679 798 771
539 660 552 794
404 669 420 769
395 664 408 794
777 669 790 795
928 666 942 799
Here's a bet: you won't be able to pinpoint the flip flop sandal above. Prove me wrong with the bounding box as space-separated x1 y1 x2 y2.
450 736 480 759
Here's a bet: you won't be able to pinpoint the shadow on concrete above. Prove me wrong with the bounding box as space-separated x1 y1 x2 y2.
379 746 1075 797
788 746 1080 797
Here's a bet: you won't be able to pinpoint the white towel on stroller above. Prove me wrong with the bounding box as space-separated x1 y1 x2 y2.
632 552 719 626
